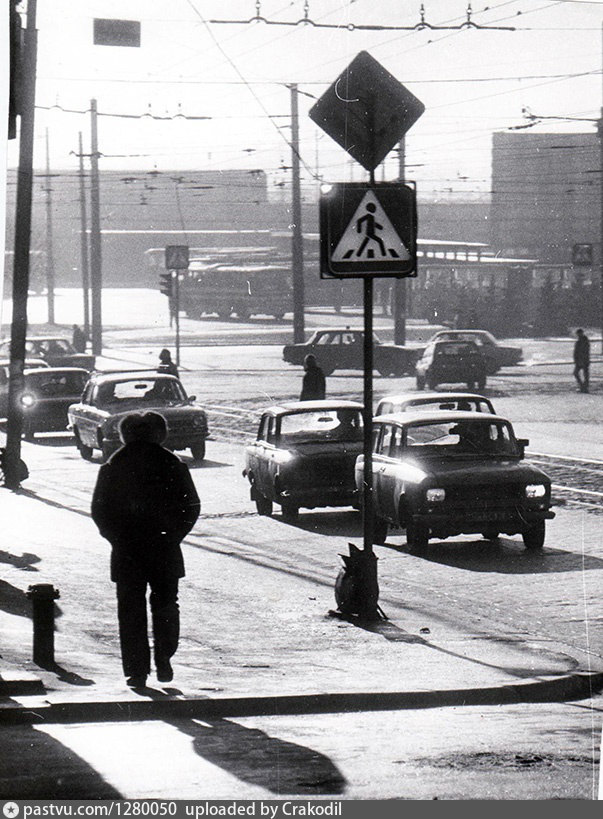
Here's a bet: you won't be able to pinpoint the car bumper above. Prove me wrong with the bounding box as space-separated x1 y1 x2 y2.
411 507 555 535
278 486 358 509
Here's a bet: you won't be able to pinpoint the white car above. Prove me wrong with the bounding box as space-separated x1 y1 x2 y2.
375 391 495 417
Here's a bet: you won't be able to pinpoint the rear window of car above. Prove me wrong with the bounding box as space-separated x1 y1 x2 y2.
408 398 492 413
435 342 477 356
279 409 363 443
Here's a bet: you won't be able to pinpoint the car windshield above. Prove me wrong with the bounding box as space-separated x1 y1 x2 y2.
405 419 518 457
435 342 478 356
279 409 363 444
95 378 186 408
25 371 88 395
406 398 492 413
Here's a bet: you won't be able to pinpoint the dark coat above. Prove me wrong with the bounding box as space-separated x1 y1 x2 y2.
300 366 326 401
158 361 179 378
574 335 590 366
91 440 200 582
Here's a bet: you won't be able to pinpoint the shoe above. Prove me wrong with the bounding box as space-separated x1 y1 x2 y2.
156 658 173 683
126 675 147 688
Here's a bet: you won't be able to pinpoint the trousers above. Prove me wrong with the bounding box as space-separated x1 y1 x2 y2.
115 574 180 678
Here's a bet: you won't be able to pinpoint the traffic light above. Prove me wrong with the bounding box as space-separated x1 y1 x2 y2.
159 272 173 297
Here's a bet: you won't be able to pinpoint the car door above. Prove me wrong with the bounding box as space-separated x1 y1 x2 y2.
255 415 279 499
73 382 101 447
375 423 404 522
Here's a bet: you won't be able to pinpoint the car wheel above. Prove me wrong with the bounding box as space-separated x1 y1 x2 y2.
373 515 388 545
218 310 232 320
190 441 206 461
482 530 499 542
407 521 429 552
272 313 285 321
522 520 545 550
416 375 426 390
74 428 93 461
378 366 395 377
236 307 251 321
255 493 273 517
281 500 299 521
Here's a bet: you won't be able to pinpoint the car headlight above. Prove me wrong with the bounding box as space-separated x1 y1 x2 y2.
273 450 295 464
192 416 205 428
525 483 546 498
426 487 446 503
20 393 36 408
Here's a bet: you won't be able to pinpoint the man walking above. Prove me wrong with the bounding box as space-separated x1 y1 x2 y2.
300 354 326 401
158 348 179 378
573 328 590 393
91 412 200 688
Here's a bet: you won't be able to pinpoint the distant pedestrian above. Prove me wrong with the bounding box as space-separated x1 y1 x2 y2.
91 411 200 688
72 324 87 354
158 348 178 378
300 354 326 401
573 328 590 393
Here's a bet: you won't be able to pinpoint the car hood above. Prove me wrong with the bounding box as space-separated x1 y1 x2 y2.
411 457 549 486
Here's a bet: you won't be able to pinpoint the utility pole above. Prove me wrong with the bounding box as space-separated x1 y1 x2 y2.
394 138 407 345
290 84 305 344
89 99 103 355
4 0 38 489
43 129 56 324
77 132 91 340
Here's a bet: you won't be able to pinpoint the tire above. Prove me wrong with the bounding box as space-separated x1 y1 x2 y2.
466 381 476 391
281 500 299 521
482 530 499 542
407 520 429 552
236 307 251 321
218 311 232 320
255 493 273 517
378 366 395 377
373 515 388 545
522 520 545 550
416 375 426 391
74 428 93 461
190 441 206 461
272 313 285 321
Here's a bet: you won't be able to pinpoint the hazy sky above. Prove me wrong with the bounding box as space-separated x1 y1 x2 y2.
4 0 603 201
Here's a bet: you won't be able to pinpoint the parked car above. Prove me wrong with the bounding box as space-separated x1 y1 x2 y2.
375 391 495 417
14 367 90 439
0 359 50 417
282 329 421 376
0 337 95 371
67 371 208 461
243 400 364 519
355 410 554 550
425 330 523 374
415 340 487 391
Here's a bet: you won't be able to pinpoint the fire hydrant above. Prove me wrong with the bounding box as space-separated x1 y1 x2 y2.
26 583 60 666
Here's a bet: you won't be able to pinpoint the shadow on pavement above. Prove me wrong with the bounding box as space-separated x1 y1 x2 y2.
286 509 362 538
0 549 40 571
36 660 95 687
183 457 233 470
170 717 347 796
0 722 122 799
382 537 603 574
0 579 33 618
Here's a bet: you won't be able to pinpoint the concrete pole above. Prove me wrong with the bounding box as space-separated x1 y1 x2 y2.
290 85 305 344
4 0 38 490
44 129 55 325
78 132 91 339
89 99 103 356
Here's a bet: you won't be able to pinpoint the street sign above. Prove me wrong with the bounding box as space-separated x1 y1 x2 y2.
572 243 593 267
320 183 417 278
165 245 189 270
309 51 425 171
93 19 141 47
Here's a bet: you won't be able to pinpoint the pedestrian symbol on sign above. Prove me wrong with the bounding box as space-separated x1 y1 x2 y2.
332 192 411 263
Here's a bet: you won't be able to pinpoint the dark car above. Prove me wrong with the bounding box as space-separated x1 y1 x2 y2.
15 367 90 439
356 410 554 550
415 340 487 391
426 330 523 375
283 329 421 377
375 391 495 417
243 400 364 519
0 359 50 418
67 371 209 461
0 337 96 371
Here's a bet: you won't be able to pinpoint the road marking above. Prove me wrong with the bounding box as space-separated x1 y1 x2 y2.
552 484 603 498
528 451 603 466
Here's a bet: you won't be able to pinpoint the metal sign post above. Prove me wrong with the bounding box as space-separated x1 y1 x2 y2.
165 246 189 367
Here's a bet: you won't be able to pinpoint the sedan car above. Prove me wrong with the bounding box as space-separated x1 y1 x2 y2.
0 359 50 417
375 391 495 417
356 410 554 550
426 330 523 375
16 367 90 439
283 329 421 376
415 340 487 391
243 400 364 519
0 337 95 371
67 371 209 461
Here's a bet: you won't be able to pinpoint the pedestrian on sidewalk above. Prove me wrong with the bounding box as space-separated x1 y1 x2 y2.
72 324 87 354
300 354 326 401
573 328 590 393
157 348 178 378
91 411 200 688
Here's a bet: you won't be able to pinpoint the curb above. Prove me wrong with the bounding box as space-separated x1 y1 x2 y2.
1 671 601 725
0 673 45 697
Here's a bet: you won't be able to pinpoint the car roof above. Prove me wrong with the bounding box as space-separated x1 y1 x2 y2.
377 391 490 405
25 367 89 376
374 409 511 425
88 370 179 384
263 399 364 416
434 329 486 335
430 339 480 348
24 336 72 342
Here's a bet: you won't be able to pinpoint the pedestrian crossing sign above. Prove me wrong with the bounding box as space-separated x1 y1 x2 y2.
320 183 417 278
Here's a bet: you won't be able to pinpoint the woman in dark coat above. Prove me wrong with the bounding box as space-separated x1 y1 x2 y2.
300 354 326 401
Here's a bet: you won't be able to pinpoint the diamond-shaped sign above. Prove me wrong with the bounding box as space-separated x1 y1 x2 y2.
165 245 189 270
309 51 425 171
